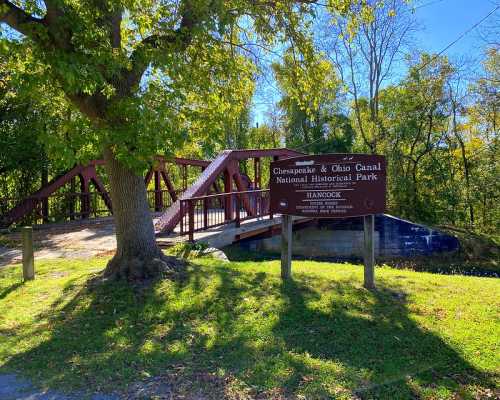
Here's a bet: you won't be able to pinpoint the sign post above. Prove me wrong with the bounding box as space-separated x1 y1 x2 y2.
363 215 375 289
270 154 386 287
22 226 35 281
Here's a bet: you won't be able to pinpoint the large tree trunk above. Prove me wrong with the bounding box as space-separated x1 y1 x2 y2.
103 148 179 280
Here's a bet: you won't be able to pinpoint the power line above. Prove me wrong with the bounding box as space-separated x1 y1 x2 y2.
414 0 446 10
416 4 500 72
306 0 447 10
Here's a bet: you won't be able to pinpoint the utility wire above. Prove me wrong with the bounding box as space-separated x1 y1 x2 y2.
414 0 446 10
302 0 447 10
416 4 500 72
293 4 499 152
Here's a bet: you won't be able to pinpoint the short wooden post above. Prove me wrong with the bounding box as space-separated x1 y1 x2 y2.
22 227 35 281
281 214 292 280
363 214 375 289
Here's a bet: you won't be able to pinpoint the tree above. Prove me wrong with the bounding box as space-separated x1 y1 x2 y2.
0 41 93 222
222 99 254 152
319 0 417 153
273 45 353 153
466 48 500 231
376 54 454 222
1 0 370 280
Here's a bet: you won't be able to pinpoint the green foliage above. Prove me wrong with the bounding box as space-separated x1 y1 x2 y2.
379 55 454 222
346 52 499 233
248 124 282 149
273 46 354 154
0 40 98 164
1 0 366 172
0 40 97 222
1 0 497 237
167 241 210 259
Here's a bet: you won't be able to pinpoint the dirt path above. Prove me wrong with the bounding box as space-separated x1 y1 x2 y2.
0 220 117 266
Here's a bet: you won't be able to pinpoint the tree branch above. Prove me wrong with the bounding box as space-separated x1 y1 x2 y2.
122 4 199 95
0 0 45 38
43 0 61 24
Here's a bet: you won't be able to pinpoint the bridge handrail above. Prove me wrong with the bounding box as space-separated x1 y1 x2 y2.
179 189 272 241
183 189 269 202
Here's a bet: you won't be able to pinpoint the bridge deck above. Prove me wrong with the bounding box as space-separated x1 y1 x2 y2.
159 214 310 248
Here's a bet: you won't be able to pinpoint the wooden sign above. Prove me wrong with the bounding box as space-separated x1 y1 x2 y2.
270 154 386 288
270 154 386 218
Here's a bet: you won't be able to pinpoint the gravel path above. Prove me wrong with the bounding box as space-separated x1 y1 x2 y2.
0 216 184 267
0 221 117 266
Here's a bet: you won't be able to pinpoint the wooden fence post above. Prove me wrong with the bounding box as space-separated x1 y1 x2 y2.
22 226 35 281
281 214 292 280
363 214 375 289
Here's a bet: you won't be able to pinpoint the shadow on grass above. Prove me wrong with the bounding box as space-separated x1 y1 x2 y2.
224 242 500 278
223 244 280 262
224 244 369 266
2 263 496 399
0 281 23 300
274 278 497 398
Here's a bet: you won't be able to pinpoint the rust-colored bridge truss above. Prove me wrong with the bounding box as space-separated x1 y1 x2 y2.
0 148 302 233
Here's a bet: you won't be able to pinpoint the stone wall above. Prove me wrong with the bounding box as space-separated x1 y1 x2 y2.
238 214 460 260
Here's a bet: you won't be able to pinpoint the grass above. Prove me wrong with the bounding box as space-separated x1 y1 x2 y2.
0 256 499 399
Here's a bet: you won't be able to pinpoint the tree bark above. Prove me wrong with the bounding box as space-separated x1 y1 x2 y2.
103 147 180 280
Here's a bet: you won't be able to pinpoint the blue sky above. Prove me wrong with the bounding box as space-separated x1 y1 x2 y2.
252 0 500 124
415 0 498 59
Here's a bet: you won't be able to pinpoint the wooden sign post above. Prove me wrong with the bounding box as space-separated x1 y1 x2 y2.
22 226 35 281
363 215 375 289
270 154 386 287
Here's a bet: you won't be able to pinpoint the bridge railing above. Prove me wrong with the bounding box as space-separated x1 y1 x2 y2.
0 191 111 226
146 189 184 212
1 189 184 227
179 189 272 241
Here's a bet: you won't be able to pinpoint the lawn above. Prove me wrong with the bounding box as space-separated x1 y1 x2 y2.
0 256 498 399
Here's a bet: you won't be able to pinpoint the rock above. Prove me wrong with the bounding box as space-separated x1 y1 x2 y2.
201 247 229 262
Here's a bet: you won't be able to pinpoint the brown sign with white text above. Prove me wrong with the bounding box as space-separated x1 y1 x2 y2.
270 154 386 218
